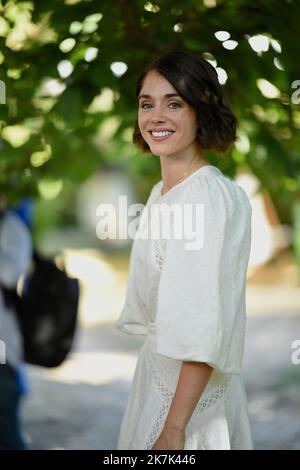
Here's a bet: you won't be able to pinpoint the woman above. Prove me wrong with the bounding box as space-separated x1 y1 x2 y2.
115 49 253 450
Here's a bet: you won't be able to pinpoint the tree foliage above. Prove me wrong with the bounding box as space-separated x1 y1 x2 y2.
0 0 299 222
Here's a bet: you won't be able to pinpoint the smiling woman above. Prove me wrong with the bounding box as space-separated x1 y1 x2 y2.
115 49 253 450
133 49 237 196
133 49 236 154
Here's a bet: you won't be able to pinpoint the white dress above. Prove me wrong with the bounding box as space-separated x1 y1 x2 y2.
115 164 253 450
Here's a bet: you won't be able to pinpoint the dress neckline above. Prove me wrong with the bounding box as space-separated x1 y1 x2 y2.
157 164 221 199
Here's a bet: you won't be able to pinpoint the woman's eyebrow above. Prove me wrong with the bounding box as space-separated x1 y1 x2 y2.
138 93 180 100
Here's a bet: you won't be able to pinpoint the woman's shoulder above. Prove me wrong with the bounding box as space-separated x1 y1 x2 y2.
181 165 252 214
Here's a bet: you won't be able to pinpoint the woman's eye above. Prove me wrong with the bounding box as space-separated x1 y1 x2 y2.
140 102 152 109
140 101 181 109
168 101 181 109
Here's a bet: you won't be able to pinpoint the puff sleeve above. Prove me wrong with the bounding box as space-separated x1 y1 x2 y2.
155 174 252 374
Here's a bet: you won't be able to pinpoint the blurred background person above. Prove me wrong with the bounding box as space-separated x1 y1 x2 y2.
0 195 32 450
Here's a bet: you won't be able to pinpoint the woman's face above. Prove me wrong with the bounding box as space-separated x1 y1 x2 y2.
138 70 199 158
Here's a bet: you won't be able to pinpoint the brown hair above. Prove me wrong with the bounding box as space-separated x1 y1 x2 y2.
133 49 237 154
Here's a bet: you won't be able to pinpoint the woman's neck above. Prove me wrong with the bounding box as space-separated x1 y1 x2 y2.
160 152 209 193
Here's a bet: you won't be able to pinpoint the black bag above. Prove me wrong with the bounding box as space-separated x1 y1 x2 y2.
0 214 80 367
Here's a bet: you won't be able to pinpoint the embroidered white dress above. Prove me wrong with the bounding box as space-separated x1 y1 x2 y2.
115 165 253 450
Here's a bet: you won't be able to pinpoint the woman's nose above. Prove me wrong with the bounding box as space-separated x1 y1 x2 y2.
151 111 165 122
150 107 166 123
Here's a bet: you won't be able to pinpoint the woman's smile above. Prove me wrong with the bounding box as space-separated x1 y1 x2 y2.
149 129 175 142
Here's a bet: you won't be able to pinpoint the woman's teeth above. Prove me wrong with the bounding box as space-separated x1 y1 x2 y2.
151 131 174 137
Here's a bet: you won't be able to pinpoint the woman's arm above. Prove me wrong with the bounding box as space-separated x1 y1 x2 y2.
152 361 213 449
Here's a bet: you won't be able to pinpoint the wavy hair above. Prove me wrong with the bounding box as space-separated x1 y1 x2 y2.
133 49 237 154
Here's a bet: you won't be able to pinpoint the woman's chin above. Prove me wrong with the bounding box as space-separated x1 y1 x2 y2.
147 144 175 157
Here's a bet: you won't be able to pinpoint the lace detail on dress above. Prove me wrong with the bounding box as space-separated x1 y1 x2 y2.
145 359 174 450
195 376 231 413
145 358 232 450
152 239 164 272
